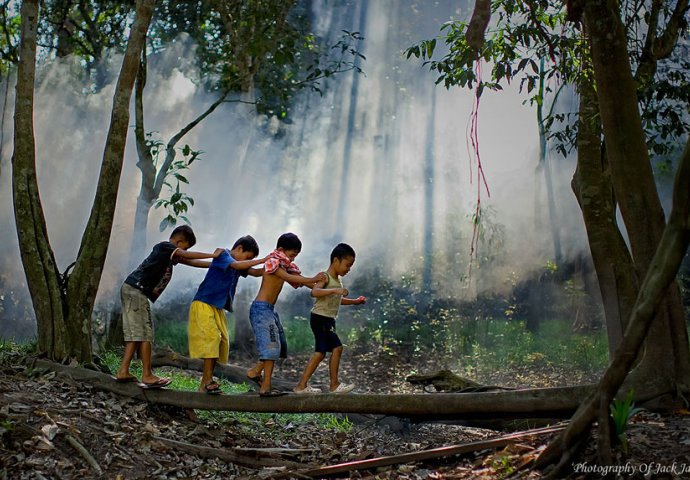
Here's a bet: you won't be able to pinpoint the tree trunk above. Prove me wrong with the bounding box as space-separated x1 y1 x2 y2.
131 49 157 266
14 0 154 363
571 58 638 356
1 68 11 177
538 134 690 477
422 85 436 294
334 0 367 236
12 0 68 360
130 66 229 264
583 0 690 390
537 59 562 265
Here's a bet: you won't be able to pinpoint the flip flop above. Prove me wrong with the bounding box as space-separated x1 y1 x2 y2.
204 382 223 395
111 375 138 383
140 378 172 389
259 389 287 397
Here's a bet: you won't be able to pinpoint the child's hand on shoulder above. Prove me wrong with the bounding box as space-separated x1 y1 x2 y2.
355 295 367 304
213 248 224 258
315 272 328 283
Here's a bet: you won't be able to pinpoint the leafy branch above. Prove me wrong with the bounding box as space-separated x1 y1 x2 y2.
150 137 202 232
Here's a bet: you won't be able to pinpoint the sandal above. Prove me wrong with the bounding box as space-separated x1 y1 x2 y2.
293 385 321 394
330 383 355 394
140 377 172 389
204 381 222 395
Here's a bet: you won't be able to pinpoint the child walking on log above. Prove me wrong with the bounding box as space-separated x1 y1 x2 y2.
188 235 266 394
245 233 326 397
293 243 366 394
115 225 222 389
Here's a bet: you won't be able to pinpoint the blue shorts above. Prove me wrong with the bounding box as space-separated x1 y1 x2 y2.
310 312 342 353
249 301 287 361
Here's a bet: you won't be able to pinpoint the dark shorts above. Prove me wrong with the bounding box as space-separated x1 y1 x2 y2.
310 312 342 353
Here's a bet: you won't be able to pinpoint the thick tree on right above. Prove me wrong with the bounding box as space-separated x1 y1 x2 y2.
407 0 690 474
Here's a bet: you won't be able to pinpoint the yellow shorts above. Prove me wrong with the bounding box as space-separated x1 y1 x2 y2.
188 301 229 363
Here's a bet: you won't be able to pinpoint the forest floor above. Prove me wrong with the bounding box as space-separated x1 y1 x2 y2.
1 343 689 479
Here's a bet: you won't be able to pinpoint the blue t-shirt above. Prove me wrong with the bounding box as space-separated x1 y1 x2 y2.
193 249 247 310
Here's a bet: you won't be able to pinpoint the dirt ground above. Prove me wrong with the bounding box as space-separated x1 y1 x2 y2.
1 344 689 479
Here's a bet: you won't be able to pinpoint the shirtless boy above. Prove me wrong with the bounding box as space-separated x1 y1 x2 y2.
245 233 326 396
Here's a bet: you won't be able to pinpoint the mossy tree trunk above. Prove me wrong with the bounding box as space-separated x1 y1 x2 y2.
580 0 690 393
570 53 638 357
12 0 155 363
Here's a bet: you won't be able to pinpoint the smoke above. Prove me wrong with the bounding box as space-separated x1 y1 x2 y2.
0 0 589 340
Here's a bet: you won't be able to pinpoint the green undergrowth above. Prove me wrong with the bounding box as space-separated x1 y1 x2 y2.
99 350 352 435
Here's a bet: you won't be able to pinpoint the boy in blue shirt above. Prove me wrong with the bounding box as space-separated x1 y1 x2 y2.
188 235 266 394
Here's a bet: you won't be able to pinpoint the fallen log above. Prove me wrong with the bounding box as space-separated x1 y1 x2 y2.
150 348 294 391
152 436 305 470
28 359 595 419
294 424 567 477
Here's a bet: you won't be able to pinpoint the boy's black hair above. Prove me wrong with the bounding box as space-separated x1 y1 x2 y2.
276 232 302 252
232 235 260 256
170 225 196 247
330 243 356 263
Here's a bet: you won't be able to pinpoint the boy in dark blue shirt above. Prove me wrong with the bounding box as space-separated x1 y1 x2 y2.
188 235 266 394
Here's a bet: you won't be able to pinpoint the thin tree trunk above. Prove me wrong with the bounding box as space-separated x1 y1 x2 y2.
63 0 155 362
571 56 638 356
130 83 230 264
12 0 67 360
1 68 11 176
422 85 436 294
131 49 156 266
537 59 562 264
334 0 367 236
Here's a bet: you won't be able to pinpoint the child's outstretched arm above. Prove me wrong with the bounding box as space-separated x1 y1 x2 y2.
246 267 264 278
274 268 326 287
229 256 268 271
341 295 366 305
175 248 224 268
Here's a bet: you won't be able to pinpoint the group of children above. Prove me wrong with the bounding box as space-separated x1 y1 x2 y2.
114 226 366 397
